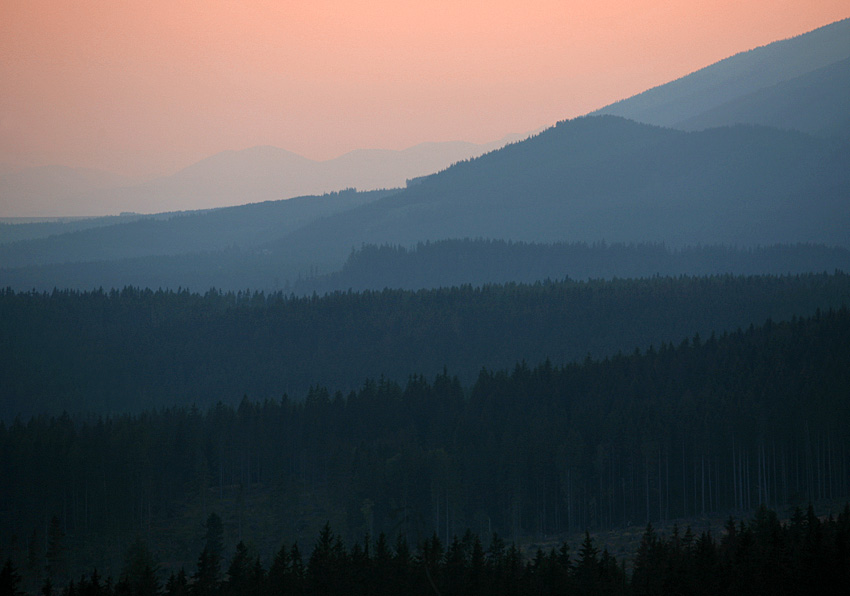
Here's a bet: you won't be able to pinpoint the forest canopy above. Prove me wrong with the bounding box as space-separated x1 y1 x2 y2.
2 272 849 419
2 306 848 582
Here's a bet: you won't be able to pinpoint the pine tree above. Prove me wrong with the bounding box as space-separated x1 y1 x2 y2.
164 570 188 596
121 538 160 596
265 544 289 596
204 514 224 568
223 542 251 596
192 513 224 596
574 532 599 596
45 517 67 586
191 549 221 596
0 558 23 596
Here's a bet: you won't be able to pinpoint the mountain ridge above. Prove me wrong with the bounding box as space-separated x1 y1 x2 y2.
3 21 848 290
592 17 850 131
267 117 850 270
2 117 847 289
0 136 523 217
673 56 850 136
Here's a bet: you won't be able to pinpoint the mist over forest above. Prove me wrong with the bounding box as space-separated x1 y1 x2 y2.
1 17 849 596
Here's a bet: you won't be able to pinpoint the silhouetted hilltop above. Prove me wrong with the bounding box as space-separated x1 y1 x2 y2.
674 56 850 137
0 137 519 217
273 117 849 270
3 117 847 292
592 18 850 130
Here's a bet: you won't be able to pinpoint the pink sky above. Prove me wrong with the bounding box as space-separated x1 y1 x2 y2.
1 1 848 179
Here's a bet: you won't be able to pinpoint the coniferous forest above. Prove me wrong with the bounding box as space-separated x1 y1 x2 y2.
2 505 849 596
2 295 849 593
3 19 850 594
3 272 850 418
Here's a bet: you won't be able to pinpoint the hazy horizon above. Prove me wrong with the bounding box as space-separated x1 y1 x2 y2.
3 1 848 181
0 133 527 184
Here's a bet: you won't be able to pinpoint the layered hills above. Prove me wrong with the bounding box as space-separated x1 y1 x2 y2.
3 273 850 420
1 19 848 294
593 17 850 136
675 56 850 137
0 137 520 218
2 116 848 292
2 19 850 588
277 117 849 255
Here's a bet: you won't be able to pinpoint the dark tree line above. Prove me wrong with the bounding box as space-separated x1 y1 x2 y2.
3 272 850 419
3 505 849 596
296 240 850 294
1 306 849 579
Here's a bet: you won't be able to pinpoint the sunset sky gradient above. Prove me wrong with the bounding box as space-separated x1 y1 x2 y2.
2 1 848 179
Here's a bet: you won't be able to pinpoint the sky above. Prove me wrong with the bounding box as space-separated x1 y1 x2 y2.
1 1 848 180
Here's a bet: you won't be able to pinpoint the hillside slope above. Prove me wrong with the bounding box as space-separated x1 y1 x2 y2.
4 117 847 290
0 138 520 218
2 273 849 419
271 117 850 270
592 18 850 130
674 56 850 136
0 189 392 269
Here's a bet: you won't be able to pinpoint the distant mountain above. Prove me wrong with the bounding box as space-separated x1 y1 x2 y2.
3 116 847 291
269 116 850 270
0 137 522 217
674 56 850 137
106 139 522 214
592 18 850 135
0 189 392 269
4 18 850 290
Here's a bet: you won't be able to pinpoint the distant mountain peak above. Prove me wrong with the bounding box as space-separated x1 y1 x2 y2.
0 137 526 217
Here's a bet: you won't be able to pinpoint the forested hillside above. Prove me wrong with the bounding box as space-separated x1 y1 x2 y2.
5 12 850 596
0 213 169 245
3 116 848 294
2 506 848 596
273 117 850 267
3 272 850 419
0 189 391 269
4 240 850 294
296 240 850 294
1 307 848 587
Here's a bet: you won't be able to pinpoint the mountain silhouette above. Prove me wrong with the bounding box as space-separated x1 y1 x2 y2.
592 18 850 134
3 21 848 291
0 137 522 217
674 56 850 137
271 116 849 270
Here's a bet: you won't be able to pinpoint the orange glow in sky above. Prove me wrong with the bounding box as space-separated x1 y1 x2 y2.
1 1 848 178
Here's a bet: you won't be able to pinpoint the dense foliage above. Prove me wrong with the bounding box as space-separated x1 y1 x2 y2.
2 505 849 596
4 237 850 295
3 273 850 418
271 117 850 258
2 306 848 580
299 240 850 293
